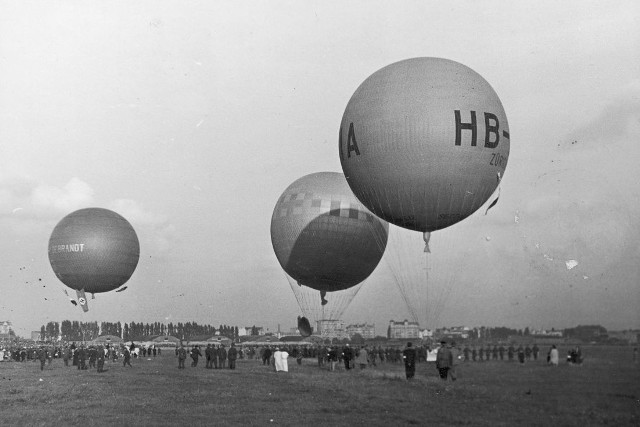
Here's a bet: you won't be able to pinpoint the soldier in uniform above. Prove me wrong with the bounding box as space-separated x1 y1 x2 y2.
88 346 97 369
37 346 47 371
435 341 453 380
205 344 212 369
77 346 87 370
227 343 238 369
217 344 227 369
190 345 202 367
96 345 105 372
123 346 132 367
342 344 353 370
62 346 70 367
177 345 187 369
402 342 417 380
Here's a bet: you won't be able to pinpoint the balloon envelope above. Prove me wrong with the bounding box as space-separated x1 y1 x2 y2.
340 57 510 232
270 172 388 293
48 208 140 294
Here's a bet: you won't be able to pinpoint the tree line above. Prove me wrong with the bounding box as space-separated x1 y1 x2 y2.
39 320 240 342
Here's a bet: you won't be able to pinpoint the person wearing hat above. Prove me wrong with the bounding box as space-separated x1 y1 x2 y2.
402 342 417 379
342 343 354 370
227 343 238 369
435 340 453 380
177 345 187 369
449 341 460 381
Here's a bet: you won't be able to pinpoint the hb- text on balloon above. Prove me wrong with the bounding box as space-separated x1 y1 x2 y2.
340 57 510 233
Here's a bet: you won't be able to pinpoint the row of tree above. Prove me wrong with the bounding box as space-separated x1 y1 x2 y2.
40 321 241 342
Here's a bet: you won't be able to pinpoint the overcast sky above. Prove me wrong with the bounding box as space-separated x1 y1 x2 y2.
1 1 638 336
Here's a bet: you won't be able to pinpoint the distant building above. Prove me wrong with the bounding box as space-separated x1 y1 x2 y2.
420 329 434 338
0 321 13 338
316 320 349 339
239 326 265 336
607 330 639 345
439 326 470 340
346 323 375 339
388 320 420 339
531 329 563 337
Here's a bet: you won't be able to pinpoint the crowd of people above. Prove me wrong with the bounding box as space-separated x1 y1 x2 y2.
1 336 610 382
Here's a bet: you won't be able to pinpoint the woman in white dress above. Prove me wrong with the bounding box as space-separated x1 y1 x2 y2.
274 347 289 372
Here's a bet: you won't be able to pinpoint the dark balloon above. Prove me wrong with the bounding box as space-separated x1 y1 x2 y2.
271 172 388 293
48 208 140 294
297 316 313 337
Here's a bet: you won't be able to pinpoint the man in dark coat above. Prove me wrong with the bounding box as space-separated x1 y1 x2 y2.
205 344 212 369
191 346 202 367
342 344 353 370
217 345 227 369
402 342 417 379
77 346 87 370
177 346 187 369
123 346 132 367
227 344 238 369
435 341 453 380
262 347 272 366
96 345 105 372
37 346 47 371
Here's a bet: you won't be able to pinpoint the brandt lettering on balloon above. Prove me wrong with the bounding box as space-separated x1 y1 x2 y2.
48 207 140 312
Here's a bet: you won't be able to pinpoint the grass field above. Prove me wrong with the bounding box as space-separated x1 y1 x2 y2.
1 345 638 426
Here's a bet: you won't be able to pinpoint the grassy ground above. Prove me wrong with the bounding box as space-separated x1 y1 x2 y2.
1 345 638 426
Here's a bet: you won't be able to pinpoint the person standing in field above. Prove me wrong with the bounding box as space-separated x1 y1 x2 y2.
62 346 70 367
77 346 87 370
217 345 227 369
123 346 132 367
508 344 515 361
548 345 559 366
274 347 289 372
227 343 238 369
532 344 540 361
402 342 417 380
435 341 453 380
88 346 97 369
342 344 353 370
261 346 272 366
177 345 187 369
517 345 525 364
328 346 338 371
355 346 368 370
96 345 105 373
205 344 212 369
190 345 202 367
449 342 460 382
37 346 47 371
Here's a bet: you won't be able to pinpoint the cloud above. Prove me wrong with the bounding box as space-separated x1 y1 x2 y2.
108 198 177 255
31 177 95 213
565 79 640 148
108 198 168 226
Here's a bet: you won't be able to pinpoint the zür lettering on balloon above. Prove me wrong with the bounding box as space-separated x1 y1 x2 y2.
48 207 140 312
339 57 510 234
